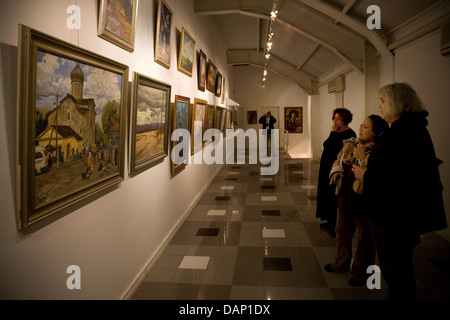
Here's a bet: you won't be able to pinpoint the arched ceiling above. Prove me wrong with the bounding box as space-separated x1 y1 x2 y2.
194 0 449 94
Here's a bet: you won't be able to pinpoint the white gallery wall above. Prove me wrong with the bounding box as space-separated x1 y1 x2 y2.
233 65 311 158
0 0 233 299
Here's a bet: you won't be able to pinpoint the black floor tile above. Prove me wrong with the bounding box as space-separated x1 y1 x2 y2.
196 228 220 236
262 209 281 216
263 257 293 271
215 196 231 201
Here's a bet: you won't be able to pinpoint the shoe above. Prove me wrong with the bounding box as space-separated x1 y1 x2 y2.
324 264 335 272
348 278 365 287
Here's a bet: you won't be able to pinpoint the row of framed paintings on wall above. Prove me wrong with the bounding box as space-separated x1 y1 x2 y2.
247 108 303 133
98 0 226 103
16 24 234 232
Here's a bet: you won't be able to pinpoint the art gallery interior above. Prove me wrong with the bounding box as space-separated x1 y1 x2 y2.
0 0 449 301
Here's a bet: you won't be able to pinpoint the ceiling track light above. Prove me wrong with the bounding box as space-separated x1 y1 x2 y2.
262 0 278 87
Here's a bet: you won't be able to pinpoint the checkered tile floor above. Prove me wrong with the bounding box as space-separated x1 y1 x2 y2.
131 150 450 300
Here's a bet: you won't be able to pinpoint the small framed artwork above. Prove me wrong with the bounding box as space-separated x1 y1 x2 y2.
191 98 207 155
214 106 223 131
226 109 231 130
221 76 226 104
205 105 216 131
206 59 217 93
98 0 138 52
177 27 196 77
215 72 222 97
247 110 257 124
16 25 128 230
129 73 171 176
171 95 190 175
197 50 207 91
285 107 303 133
154 0 173 69
219 107 227 132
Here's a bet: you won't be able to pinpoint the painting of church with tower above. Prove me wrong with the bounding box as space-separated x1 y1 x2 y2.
36 62 96 161
33 49 123 207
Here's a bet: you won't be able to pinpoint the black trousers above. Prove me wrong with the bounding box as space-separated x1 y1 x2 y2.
369 221 420 300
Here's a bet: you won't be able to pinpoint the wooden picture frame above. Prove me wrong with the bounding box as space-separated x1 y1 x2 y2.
247 110 257 124
197 50 207 91
206 59 217 93
205 105 216 131
191 98 207 155
154 0 173 69
17 25 128 231
285 107 303 133
177 28 196 77
221 76 226 104
171 95 190 175
215 72 222 97
129 73 171 176
98 0 138 52
214 106 223 131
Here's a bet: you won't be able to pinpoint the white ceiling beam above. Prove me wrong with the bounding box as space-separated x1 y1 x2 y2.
296 0 393 60
333 0 358 24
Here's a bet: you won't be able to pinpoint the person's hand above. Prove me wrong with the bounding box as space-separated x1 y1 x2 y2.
352 164 367 180
331 123 338 132
329 172 343 184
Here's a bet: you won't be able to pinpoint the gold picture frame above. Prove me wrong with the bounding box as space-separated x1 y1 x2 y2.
17 25 128 231
98 0 138 52
191 98 207 155
129 73 171 176
154 0 173 69
177 28 196 77
171 95 190 175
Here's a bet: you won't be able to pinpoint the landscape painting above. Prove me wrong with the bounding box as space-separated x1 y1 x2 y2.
17 25 128 230
129 73 171 175
177 28 196 77
98 0 138 52
171 95 190 175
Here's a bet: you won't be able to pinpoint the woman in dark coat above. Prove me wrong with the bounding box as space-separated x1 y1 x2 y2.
316 108 356 237
352 83 447 300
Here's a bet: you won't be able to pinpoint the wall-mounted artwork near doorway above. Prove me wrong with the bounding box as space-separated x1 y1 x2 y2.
285 107 303 133
16 25 128 231
154 0 174 68
98 0 138 52
247 110 257 124
129 73 171 176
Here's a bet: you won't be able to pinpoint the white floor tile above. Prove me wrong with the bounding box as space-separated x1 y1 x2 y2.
207 209 227 216
261 196 278 201
301 185 316 190
179 256 210 270
220 186 235 190
262 229 286 238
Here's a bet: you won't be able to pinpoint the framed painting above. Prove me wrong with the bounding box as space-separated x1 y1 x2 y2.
226 109 231 130
129 73 171 176
215 72 222 97
205 105 215 131
191 98 207 155
98 0 138 52
214 106 223 130
247 110 257 124
206 59 217 93
285 107 303 133
221 76 226 104
177 28 196 77
197 50 207 91
154 0 173 69
171 95 190 175
219 107 227 132
16 25 128 231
